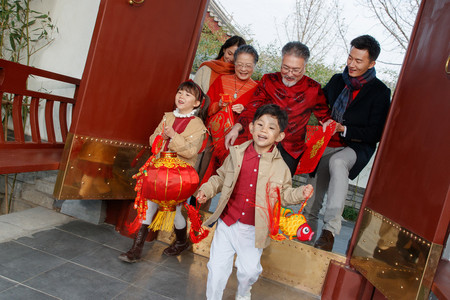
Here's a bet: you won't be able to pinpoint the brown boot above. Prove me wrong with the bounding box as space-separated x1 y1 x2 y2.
163 226 191 256
118 224 149 263
314 229 334 252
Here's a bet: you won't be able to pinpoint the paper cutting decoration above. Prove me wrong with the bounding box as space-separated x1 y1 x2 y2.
151 118 166 154
207 94 234 145
296 122 336 174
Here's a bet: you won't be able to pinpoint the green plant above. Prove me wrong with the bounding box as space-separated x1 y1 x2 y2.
192 24 227 73
342 205 359 222
1 0 57 63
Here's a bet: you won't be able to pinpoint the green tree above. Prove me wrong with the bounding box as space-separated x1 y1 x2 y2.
251 43 281 81
191 24 227 73
279 0 348 62
305 61 340 86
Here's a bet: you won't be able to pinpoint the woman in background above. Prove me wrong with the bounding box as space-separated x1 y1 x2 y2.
194 35 246 93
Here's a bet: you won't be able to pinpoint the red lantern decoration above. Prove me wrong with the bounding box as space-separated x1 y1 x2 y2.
139 151 199 231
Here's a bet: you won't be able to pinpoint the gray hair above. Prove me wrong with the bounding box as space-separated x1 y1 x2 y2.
281 42 310 63
233 45 259 65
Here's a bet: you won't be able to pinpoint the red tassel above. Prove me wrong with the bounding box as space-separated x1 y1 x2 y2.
252 182 286 241
132 155 156 220
184 202 209 243
124 216 143 235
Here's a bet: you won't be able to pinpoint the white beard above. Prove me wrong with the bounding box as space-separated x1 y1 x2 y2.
282 78 296 87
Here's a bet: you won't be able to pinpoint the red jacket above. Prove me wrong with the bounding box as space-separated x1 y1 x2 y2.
238 72 331 159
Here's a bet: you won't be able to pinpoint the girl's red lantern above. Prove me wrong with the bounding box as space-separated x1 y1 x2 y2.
141 151 199 231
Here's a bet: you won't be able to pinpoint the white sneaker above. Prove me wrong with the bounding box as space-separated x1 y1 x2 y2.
235 291 251 300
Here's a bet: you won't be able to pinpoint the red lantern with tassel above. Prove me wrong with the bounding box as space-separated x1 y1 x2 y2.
140 151 199 232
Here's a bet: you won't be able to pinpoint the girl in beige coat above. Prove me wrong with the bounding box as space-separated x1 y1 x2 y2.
119 81 209 263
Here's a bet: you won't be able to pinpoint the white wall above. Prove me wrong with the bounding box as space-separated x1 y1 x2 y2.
16 0 101 141
29 0 101 78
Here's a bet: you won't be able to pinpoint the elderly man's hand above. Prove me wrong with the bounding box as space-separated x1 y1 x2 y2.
225 124 242 150
320 119 336 133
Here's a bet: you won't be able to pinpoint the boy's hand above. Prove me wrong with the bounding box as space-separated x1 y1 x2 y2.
196 190 207 204
303 184 314 199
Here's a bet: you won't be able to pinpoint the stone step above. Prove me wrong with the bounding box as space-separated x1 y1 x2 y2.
9 199 37 213
0 178 24 197
13 172 38 184
35 179 56 195
20 184 55 210
36 170 59 183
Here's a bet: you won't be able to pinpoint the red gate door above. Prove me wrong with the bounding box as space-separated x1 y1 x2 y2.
54 0 208 200
347 0 450 299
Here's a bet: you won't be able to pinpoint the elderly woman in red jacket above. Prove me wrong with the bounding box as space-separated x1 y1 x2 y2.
202 45 259 183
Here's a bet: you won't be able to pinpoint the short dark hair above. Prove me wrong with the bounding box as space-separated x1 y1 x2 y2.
281 42 310 63
350 35 381 61
216 36 246 60
252 104 289 132
234 45 259 64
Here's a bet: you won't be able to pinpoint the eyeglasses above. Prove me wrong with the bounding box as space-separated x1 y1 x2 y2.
281 65 304 76
235 63 255 70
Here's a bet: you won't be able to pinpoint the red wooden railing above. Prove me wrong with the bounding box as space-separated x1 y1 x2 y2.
0 59 80 174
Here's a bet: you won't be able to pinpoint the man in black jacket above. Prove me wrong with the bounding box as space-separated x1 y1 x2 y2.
303 35 391 251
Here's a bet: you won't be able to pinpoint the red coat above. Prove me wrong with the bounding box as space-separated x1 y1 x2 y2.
238 73 331 159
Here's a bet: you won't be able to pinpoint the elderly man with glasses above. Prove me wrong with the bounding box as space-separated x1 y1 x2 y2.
225 41 332 175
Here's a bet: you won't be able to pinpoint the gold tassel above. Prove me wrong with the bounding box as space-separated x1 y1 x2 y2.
149 210 176 232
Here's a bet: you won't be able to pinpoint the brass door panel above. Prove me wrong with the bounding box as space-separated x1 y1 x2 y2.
351 208 443 300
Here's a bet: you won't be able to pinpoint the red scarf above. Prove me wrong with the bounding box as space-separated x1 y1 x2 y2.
199 58 235 87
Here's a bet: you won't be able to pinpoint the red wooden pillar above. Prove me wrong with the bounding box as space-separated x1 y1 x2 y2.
54 0 209 231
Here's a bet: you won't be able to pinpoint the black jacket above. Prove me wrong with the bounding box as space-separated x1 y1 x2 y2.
324 73 391 179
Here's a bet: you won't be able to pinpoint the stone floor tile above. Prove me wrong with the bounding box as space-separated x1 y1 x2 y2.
72 244 160 283
0 284 58 300
24 262 130 300
16 228 102 260
0 241 66 282
113 285 172 300
0 277 16 293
